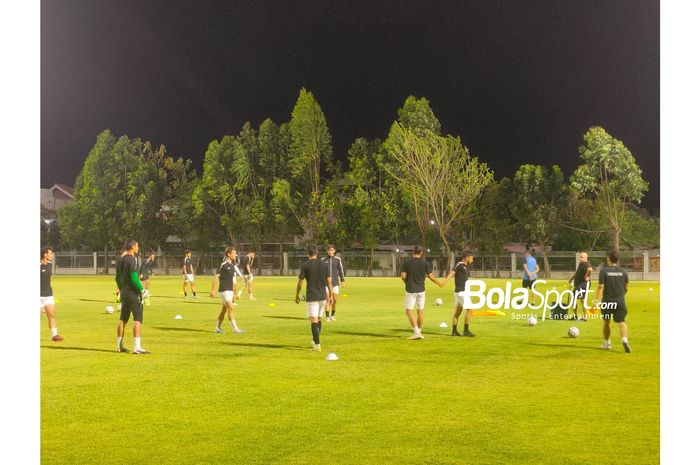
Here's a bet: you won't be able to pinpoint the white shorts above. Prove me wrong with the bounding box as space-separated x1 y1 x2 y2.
245 274 254 282
306 300 327 318
405 292 426 311
326 286 340 295
40 296 55 308
220 291 234 303
454 293 464 308
183 274 194 282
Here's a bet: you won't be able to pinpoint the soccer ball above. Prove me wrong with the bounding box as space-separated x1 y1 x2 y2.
435 298 443 306
105 305 114 314
527 315 538 326
568 327 580 338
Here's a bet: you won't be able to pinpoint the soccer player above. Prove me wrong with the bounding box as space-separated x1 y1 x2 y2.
522 249 540 307
40 246 63 342
441 250 475 337
240 250 256 300
182 249 198 299
115 239 150 354
210 247 244 334
322 244 345 321
400 245 441 340
568 251 593 321
296 245 333 352
140 251 156 304
596 250 631 353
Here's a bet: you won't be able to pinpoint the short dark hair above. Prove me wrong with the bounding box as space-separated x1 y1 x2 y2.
41 246 53 259
413 245 423 255
224 246 236 256
248 250 255 254
326 244 336 250
307 245 318 256
607 250 620 264
124 239 138 251
184 249 191 254
461 249 474 260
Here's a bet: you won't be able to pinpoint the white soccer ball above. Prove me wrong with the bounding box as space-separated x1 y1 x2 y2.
568 327 580 338
435 298 443 306
105 305 114 314
527 315 538 326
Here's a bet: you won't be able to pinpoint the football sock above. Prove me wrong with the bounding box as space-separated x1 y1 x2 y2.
117 336 123 349
51 327 58 337
193 291 197 297
311 323 320 345
452 324 458 333
134 337 141 350
325 311 330 318
184 292 187 297
464 324 470 332
331 310 336 317
621 337 628 343
230 320 239 330
318 319 322 334
605 339 611 346
413 326 421 335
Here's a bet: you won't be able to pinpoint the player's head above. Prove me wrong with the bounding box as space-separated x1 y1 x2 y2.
307 245 318 257
224 246 237 260
124 239 139 253
607 250 620 265
248 250 255 257
579 251 588 262
412 245 423 257
41 246 54 261
148 251 156 259
525 248 534 256
461 249 474 264
326 244 336 256
184 249 191 257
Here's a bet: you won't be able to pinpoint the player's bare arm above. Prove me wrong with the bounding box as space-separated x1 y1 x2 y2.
295 279 303 304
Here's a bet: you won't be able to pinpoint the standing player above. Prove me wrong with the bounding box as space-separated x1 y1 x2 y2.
295 245 333 352
40 246 63 342
210 247 244 334
441 250 476 337
182 249 198 299
596 250 631 353
240 250 256 300
400 245 441 340
115 239 149 354
568 251 593 321
322 244 345 321
522 249 540 307
140 251 156 305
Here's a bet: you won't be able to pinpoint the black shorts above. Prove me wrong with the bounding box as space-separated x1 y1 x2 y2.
574 282 590 300
601 300 627 323
119 292 144 323
522 278 535 289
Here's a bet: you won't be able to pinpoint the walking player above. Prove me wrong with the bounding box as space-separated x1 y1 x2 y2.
441 250 476 337
295 245 333 352
140 251 156 305
210 247 244 334
400 245 441 340
596 250 631 353
240 250 257 300
522 249 540 307
568 251 593 321
322 244 345 321
116 239 150 354
182 249 198 299
40 246 63 342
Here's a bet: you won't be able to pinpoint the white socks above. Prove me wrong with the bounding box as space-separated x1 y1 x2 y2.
134 337 141 350
229 320 239 330
117 336 123 349
51 328 58 337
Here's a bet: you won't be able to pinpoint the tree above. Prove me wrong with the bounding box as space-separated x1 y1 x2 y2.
511 164 568 277
470 178 516 276
570 126 649 252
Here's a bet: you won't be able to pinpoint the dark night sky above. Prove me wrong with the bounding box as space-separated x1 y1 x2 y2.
41 0 659 210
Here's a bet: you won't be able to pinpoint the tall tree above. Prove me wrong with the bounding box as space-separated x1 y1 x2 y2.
470 178 516 276
570 126 649 252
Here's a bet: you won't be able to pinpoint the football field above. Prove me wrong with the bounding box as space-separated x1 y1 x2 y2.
41 276 660 465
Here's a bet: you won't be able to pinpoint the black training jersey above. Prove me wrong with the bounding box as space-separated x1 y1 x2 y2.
183 256 193 274
401 258 432 293
599 266 628 301
141 258 155 279
217 261 236 292
453 262 470 293
117 255 141 293
573 261 592 286
298 258 330 302
241 255 253 275
322 255 345 286
40 262 53 297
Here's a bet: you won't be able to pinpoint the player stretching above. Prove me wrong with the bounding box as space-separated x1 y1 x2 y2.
182 249 198 299
322 244 345 321
522 249 540 307
140 251 156 305
400 245 441 340
116 239 149 354
296 245 333 352
441 250 475 337
568 251 593 321
40 246 63 342
596 250 631 353
241 250 256 300
210 247 244 334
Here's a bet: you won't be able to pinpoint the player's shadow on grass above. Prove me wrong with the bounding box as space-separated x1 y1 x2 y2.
516 341 602 351
263 315 307 321
335 330 400 339
218 341 305 351
41 345 116 353
78 298 117 304
390 328 452 337
152 326 211 333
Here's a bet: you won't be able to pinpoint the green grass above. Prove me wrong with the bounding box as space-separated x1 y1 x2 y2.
41 276 659 465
